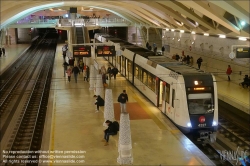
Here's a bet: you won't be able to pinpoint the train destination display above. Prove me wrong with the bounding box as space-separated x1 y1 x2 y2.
96 46 115 56
236 47 250 58
73 46 91 57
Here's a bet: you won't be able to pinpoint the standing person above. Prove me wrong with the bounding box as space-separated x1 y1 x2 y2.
79 59 84 73
66 67 72 82
112 66 118 80
103 120 117 146
154 47 157 54
161 46 165 55
197 57 203 69
2 47 5 56
94 95 104 112
62 45 67 60
186 55 190 65
86 65 90 82
72 65 80 83
226 65 232 81
62 61 69 77
118 90 128 113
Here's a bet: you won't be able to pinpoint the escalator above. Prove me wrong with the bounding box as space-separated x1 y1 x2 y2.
75 27 84 44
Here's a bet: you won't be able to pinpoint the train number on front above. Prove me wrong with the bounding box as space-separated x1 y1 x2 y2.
198 124 206 127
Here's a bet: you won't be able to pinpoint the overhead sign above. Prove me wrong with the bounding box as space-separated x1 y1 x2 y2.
96 46 116 57
236 47 250 58
73 46 91 57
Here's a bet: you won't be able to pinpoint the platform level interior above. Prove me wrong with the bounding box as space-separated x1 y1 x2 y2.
0 43 249 165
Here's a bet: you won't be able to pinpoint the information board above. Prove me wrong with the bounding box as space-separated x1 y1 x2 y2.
96 46 115 57
73 46 91 57
236 47 250 58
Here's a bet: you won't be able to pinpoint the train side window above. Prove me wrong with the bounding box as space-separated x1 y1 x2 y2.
134 65 139 79
148 73 156 92
128 60 132 73
172 89 175 108
142 70 148 85
165 83 170 103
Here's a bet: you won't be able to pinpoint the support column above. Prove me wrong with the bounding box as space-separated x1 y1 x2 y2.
103 89 115 126
89 65 95 90
95 74 104 98
146 27 149 42
135 26 138 46
85 57 91 66
117 112 133 165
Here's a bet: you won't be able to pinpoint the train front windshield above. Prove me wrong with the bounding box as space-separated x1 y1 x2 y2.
188 93 214 114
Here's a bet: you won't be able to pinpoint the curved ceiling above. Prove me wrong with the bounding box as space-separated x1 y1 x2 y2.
1 0 249 38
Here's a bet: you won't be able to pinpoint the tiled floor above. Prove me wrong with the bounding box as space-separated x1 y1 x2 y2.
40 44 215 165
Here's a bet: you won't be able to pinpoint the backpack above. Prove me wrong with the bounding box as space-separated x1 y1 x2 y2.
113 121 119 132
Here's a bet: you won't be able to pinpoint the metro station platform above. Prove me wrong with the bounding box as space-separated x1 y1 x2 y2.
40 44 214 165
0 44 30 75
0 43 249 165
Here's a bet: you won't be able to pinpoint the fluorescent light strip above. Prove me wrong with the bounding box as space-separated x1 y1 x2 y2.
239 37 247 41
204 33 209 36
219 35 226 38
180 30 184 33
191 31 196 34
171 29 175 32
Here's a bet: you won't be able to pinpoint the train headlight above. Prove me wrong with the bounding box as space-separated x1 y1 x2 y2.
187 122 192 127
212 121 217 126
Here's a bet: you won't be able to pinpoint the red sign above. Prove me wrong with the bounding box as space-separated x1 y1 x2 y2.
199 116 205 123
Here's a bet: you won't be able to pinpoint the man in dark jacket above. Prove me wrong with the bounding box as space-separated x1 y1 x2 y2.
197 57 203 69
118 90 128 113
112 66 118 80
103 120 117 146
94 95 104 112
72 65 80 83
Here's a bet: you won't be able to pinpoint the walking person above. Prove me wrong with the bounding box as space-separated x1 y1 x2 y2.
66 67 72 82
226 65 232 81
85 65 90 82
94 95 104 112
2 47 5 56
112 66 118 80
62 61 69 77
107 65 112 80
118 90 128 113
197 57 203 69
72 65 80 83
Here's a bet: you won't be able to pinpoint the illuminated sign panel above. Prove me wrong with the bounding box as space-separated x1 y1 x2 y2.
96 46 115 57
73 46 91 57
236 47 250 58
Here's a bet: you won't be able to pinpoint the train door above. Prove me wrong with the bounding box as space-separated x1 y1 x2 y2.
170 89 176 121
159 80 164 111
160 81 171 115
121 56 126 76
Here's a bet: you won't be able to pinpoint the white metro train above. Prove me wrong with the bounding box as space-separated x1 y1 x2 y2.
95 34 218 141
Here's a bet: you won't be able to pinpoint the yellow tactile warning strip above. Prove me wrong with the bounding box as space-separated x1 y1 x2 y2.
132 94 168 130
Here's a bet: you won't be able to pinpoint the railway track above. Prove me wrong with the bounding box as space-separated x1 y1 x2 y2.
0 34 57 165
192 108 250 166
